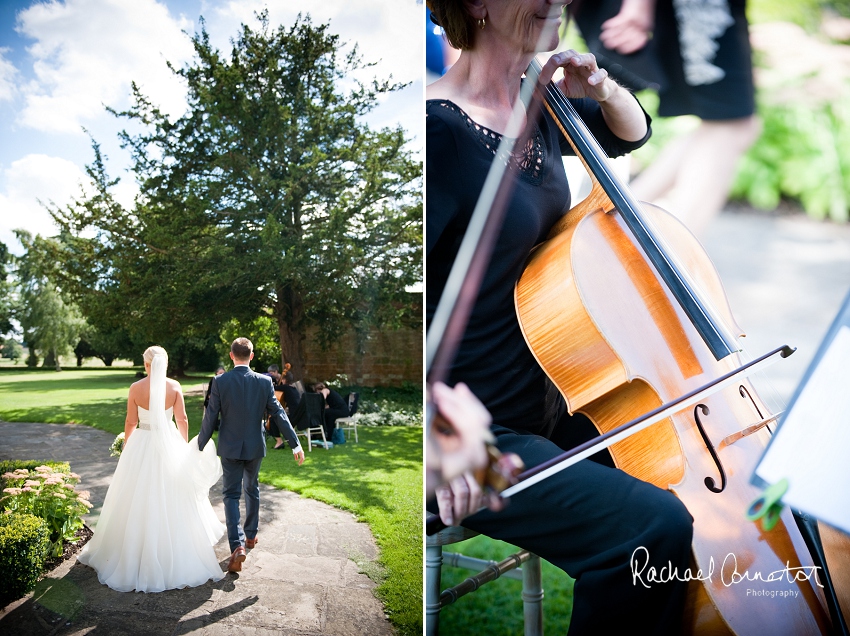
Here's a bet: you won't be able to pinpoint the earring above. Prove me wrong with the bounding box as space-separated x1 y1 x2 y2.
478 18 486 30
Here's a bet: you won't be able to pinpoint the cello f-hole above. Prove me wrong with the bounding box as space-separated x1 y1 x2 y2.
693 404 727 493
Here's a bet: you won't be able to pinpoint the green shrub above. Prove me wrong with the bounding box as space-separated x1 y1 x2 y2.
0 512 50 600
731 99 850 222
1 465 91 558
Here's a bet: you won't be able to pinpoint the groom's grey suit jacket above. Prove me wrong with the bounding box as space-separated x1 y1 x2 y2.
199 365 299 460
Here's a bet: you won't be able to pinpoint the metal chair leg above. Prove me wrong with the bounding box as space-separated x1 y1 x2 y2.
522 553 544 636
426 543 443 636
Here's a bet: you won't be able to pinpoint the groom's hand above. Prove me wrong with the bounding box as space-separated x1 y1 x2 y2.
294 449 305 466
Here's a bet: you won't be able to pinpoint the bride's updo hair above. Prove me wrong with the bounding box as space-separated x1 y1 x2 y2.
143 346 167 365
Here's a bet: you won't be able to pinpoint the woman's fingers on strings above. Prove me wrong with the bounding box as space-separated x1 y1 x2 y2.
435 472 484 527
588 67 609 86
435 482 456 526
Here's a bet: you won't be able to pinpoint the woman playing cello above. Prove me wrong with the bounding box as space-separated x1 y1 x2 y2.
426 0 694 632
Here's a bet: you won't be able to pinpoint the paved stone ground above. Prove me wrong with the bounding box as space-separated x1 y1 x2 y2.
0 421 394 636
702 209 850 403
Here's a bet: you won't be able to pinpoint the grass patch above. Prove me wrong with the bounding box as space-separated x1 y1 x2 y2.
0 367 423 636
437 534 574 634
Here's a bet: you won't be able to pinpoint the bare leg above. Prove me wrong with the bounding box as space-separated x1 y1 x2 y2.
632 115 762 237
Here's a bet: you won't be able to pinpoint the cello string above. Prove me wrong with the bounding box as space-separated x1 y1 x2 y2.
540 74 792 430
538 75 743 358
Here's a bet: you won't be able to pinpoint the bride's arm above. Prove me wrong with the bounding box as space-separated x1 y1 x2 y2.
173 383 189 443
125 383 139 445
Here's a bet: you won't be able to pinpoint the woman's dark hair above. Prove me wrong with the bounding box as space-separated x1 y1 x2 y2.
429 0 475 51
312 382 327 392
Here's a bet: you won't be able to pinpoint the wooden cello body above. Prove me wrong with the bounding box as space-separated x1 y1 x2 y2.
515 74 843 634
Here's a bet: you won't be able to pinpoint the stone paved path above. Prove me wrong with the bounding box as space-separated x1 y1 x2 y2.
0 421 395 635
702 210 850 403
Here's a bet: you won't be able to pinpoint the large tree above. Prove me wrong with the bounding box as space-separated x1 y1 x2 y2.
14 232 85 371
53 12 421 377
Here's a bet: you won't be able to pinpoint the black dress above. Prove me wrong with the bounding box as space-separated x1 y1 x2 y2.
268 385 301 441
426 97 693 634
573 0 755 120
322 389 349 438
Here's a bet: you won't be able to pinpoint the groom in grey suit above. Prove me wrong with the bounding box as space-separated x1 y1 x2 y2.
199 337 305 572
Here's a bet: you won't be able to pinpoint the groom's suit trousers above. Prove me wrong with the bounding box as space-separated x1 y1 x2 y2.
221 456 262 552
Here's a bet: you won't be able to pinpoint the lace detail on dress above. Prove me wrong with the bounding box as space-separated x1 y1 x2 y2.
429 100 546 184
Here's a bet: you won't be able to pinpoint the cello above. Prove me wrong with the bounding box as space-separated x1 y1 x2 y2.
513 58 845 634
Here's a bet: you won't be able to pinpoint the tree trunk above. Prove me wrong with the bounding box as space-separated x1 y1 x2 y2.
275 283 306 381
42 350 55 369
53 348 62 372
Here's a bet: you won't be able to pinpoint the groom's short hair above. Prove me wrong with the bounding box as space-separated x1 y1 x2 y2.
231 337 253 361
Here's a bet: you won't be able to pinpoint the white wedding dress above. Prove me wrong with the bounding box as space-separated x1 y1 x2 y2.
78 355 225 592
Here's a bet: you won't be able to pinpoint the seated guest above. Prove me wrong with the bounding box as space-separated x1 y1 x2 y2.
266 364 283 387
313 382 349 439
270 365 302 449
279 367 301 414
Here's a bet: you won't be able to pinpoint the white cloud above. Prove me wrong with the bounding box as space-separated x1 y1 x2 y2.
0 154 89 253
0 48 17 102
16 0 195 134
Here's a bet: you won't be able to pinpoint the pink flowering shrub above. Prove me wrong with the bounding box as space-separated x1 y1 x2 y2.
0 466 91 558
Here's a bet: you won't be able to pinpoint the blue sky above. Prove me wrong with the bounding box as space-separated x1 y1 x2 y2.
0 0 424 254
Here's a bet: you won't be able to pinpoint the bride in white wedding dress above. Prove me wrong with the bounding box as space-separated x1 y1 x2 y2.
78 346 225 592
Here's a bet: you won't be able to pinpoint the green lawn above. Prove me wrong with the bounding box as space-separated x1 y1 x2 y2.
0 367 423 636
437 534 574 634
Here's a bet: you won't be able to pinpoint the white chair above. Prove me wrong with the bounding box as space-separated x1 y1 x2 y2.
426 526 543 636
334 392 360 443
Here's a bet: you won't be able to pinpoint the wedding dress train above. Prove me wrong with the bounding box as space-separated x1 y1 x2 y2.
78 361 225 592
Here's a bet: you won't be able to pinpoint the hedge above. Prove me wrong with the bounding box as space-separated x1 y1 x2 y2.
0 512 50 600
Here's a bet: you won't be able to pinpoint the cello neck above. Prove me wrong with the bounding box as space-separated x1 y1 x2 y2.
529 59 739 361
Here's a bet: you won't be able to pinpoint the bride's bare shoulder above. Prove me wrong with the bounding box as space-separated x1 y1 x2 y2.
126 377 146 405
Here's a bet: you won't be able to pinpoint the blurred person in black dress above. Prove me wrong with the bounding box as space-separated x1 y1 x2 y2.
571 0 760 236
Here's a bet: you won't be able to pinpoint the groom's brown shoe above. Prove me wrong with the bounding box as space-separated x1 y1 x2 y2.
246 536 258 549
227 547 247 572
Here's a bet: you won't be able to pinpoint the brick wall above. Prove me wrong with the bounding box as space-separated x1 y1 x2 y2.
303 325 423 387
